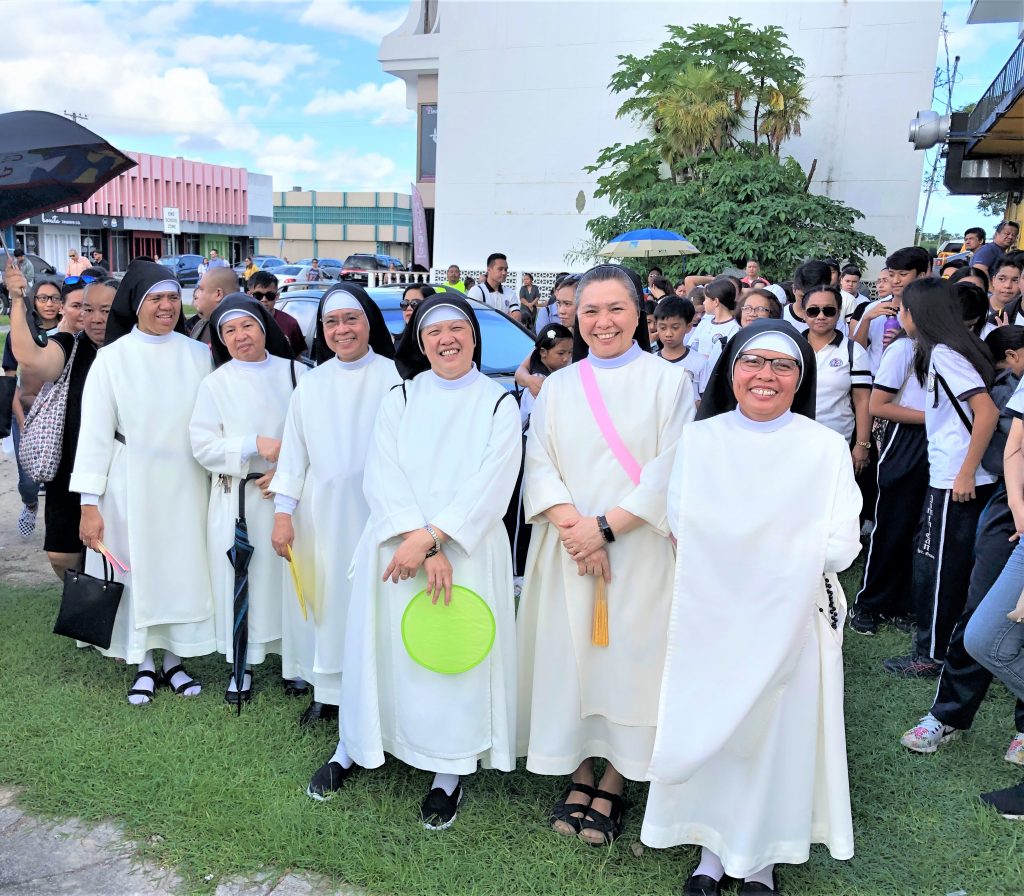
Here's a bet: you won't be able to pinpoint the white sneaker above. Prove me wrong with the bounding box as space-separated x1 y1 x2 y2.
900 713 960 753
1005 732 1024 766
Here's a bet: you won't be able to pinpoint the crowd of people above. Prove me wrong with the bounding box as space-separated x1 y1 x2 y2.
2 217 1024 896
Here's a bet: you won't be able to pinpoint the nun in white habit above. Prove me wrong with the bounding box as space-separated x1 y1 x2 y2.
72 260 216 705
641 319 862 896
189 294 303 704
340 293 522 830
517 264 694 847
269 284 401 736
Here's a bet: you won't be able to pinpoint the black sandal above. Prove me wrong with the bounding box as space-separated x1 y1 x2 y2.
549 782 598 835
161 663 202 697
127 668 158 706
578 788 627 846
224 671 253 705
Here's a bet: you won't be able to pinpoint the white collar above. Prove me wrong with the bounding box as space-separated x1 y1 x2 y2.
586 341 642 369
732 408 795 432
131 326 174 344
333 347 375 370
427 363 481 390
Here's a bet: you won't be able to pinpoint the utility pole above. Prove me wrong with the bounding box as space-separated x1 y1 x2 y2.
918 12 959 242
63 110 88 124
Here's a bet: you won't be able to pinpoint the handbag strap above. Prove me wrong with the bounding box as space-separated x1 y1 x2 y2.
935 372 974 434
578 358 642 485
81 548 114 583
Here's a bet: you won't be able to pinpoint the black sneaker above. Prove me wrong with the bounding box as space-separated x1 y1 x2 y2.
848 606 879 635
980 780 1024 819
883 614 914 634
883 654 942 678
306 760 355 801
421 783 463 830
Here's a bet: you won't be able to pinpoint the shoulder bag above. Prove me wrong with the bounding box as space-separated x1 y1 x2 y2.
18 334 81 482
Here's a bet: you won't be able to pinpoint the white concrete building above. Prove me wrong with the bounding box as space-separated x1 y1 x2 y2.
380 0 942 279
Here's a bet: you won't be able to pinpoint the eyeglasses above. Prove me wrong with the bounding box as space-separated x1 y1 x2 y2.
63 274 100 287
804 306 838 318
741 304 772 317
735 353 800 375
400 300 421 310
251 291 278 301
35 294 62 304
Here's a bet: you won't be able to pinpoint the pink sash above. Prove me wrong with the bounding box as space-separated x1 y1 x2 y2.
578 359 642 485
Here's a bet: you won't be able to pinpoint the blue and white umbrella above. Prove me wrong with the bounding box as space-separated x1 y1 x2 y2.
597 228 700 258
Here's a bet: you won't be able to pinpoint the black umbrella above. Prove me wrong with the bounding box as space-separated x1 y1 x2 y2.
0 111 136 347
226 473 262 715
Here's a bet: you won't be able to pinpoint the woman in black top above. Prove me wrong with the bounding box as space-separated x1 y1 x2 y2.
6 269 118 578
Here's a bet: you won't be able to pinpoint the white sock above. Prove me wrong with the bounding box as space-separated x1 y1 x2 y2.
163 651 201 697
694 847 725 881
226 668 252 693
128 652 156 706
330 740 353 770
431 773 459 796
746 864 775 888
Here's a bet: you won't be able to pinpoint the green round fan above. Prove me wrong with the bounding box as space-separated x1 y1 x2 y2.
401 585 496 675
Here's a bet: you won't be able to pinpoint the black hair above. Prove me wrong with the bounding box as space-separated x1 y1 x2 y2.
965 226 986 243
803 283 842 309
649 275 674 297
13 247 25 257
840 264 862 278
648 266 663 276
902 278 994 388
992 255 1024 278
957 282 989 335
643 299 658 318
985 325 1024 365
529 323 573 375
823 257 840 273
486 252 507 267
777 280 796 304
996 221 1021 235
249 270 279 291
793 260 832 292
653 295 695 324
886 246 930 274
675 280 687 292
949 265 990 292
704 276 737 311
940 258 969 275
687 286 706 303
402 284 436 301
745 258 759 265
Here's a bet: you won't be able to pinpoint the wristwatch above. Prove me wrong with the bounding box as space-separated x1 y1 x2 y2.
424 524 441 558
855 441 871 450
597 515 615 544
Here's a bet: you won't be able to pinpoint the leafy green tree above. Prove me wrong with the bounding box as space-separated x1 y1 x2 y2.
584 20 884 280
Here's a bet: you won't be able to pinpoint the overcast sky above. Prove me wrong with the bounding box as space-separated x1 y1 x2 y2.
2 0 1018 240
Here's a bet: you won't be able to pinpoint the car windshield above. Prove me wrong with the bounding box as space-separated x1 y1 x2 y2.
277 266 303 275
343 256 377 269
158 256 179 266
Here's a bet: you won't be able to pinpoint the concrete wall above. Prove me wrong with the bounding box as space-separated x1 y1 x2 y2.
425 0 941 275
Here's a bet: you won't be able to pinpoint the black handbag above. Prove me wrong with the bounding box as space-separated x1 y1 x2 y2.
53 553 124 649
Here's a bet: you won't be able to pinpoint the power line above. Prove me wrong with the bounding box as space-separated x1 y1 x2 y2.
63 110 89 124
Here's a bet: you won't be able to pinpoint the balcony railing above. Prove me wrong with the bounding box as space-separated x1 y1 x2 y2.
968 39 1024 135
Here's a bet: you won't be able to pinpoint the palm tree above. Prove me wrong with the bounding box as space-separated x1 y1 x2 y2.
760 79 811 156
654 65 741 170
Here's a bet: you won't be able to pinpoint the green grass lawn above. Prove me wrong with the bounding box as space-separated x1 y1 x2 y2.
1 566 1023 896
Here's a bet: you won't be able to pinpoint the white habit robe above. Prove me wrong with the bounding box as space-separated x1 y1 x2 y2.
517 344 694 781
270 350 401 705
342 366 523 774
189 354 304 667
69 328 216 663
641 410 862 878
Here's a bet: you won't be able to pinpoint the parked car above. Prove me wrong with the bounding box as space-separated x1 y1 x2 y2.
294 258 343 279
339 254 408 284
275 287 533 391
279 280 334 295
157 254 204 286
233 255 287 285
272 264 336 286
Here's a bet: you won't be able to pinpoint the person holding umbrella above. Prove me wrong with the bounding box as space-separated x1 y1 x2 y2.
71 260 216 705
189 295 303 706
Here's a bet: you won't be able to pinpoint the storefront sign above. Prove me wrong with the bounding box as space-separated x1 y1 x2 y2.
30 212 123 229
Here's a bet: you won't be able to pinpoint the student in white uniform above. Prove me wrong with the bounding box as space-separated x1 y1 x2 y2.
340 293 523 830
801 285 872 462
689 278 740 370
189 295 302 705
270 285 402 740
642 319 861 896
653 296 710 402
72 260 216 705
884 278 1000 678
518 264 693 847
782 260 849 339
848 330 929 635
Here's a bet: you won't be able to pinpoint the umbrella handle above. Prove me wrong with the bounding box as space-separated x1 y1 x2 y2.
237 472 262 521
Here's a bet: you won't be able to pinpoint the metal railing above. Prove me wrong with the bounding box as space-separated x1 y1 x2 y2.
968 39 1024 136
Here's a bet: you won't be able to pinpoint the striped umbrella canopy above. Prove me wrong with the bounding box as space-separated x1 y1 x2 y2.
597 228 700 258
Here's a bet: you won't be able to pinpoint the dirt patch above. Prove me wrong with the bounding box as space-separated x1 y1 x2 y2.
0 447 58 587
